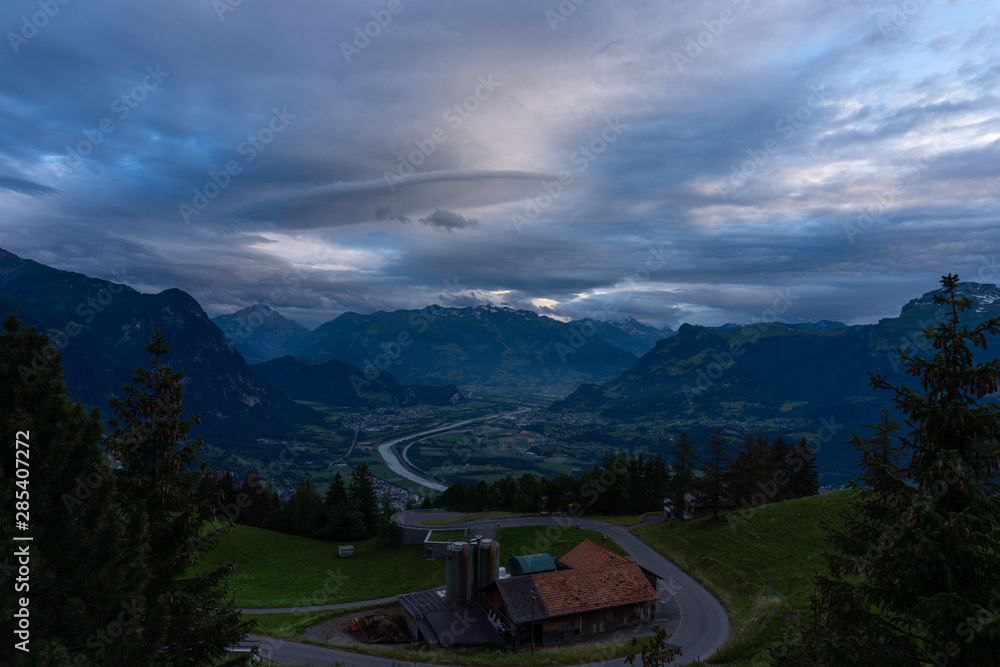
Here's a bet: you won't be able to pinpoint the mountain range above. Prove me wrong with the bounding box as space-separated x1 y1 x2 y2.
214 304 642 392
0 248 320 463
552 282 1000 477
6 246 998 484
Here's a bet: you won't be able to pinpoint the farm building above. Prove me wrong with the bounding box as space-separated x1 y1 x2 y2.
480 554 660 648
507 552 556 576
398 536 662 650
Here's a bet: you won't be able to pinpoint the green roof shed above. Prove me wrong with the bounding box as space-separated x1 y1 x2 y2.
507 553 557 576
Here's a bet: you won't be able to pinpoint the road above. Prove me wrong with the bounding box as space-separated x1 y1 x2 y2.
375 408 531 492
245 511 731 666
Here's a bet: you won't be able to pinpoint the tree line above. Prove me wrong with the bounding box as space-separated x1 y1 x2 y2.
432 429 819 518
196 463 400 544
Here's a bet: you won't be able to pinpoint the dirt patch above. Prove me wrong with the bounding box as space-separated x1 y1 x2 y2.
303 605 415 647
359 609 412 643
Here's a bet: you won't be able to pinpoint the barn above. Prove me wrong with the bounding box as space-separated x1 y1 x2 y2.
479 539 660 648
398 536 663 650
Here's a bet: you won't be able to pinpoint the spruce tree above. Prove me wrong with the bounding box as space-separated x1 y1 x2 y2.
698 429 731 520
0 316 146 666
237 471 281 528
283 478 323 537
348 462 379 536
106 329 254 665
666 432 698 520
317 472 348 540
725 432 770 509
768 437 792 502
787 437 820 499
801 275 1000 665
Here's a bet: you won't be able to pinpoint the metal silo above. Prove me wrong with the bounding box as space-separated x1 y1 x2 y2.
446 542 464 602
463 541 474 601
476 538 497 590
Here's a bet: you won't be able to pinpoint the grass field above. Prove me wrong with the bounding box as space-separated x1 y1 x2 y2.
191 525 444 608
496 525 628 561
633 490 855 665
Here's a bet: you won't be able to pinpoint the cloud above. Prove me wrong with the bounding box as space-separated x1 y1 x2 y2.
418 209 478 231
0 0 997 332
0 175 56 196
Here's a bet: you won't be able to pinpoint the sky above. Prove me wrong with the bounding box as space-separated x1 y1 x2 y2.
1 0 998 330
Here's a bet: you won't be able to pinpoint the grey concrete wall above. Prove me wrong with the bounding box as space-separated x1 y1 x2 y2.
399 525 430 546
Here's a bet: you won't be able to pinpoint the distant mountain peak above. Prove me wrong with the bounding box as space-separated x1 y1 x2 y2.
708 320 846 332
789 320 847 331
902 282 1000 315
226 303 296 321
211 304 309 364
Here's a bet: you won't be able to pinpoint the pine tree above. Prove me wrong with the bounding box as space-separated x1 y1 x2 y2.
317 472 348 540
514 472 543 514
665 432 698 520
348 462 378 536
725 432 770 509
236 471 280 528
106 329 255 665
587 453 631 515
545 473 576 513
646 454 670 513
801 275 1000 665
698 429 731 520
283 478 323 537
768 437 792 502
787 437 820 499
0 315 146 666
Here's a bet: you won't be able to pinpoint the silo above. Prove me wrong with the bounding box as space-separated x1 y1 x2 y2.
446 542 464 603
461 542 472 601
476 538 497 590
488 539 499 585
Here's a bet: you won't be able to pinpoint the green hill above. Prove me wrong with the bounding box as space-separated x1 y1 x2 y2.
190 524 444 608
633 491 856 665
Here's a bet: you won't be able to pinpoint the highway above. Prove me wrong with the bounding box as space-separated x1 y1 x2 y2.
244 511 731 666
375 408 531 492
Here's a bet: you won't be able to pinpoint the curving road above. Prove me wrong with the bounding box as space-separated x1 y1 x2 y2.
245 511 730 666
376 408 532 492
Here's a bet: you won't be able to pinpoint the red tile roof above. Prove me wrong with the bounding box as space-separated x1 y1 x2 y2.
530 563 659 619
557 538 632 571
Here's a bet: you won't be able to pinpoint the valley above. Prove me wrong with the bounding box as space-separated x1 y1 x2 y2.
7 246 1000 496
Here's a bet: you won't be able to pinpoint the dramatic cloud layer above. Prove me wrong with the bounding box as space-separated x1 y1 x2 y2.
1 0 997 329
